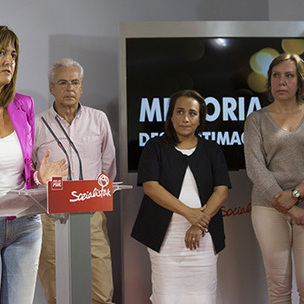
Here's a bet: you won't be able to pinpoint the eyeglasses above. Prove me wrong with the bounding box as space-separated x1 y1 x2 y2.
54 80 82 88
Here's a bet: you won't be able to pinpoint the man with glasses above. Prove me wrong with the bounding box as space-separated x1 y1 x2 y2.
32 58 116 304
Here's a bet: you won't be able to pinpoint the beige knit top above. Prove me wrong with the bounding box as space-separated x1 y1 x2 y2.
244 107 304 208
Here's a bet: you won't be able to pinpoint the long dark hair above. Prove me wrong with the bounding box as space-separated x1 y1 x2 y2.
164 90 207 144
0 26 19 108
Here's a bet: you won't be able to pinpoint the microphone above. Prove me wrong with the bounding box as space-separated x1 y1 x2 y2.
41 116 72 181
54 116 83 180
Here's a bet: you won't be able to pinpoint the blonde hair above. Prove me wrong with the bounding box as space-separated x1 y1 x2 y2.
267 53 304 103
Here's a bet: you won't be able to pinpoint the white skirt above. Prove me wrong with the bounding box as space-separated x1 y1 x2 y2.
148 162 218 304
148 213 218 304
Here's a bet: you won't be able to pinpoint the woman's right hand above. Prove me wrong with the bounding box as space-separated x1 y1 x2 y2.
184 206 210 230
37 149 68 184
185 225 204 250
143 181 210 229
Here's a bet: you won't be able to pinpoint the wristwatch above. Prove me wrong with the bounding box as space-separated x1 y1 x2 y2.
292 188 301 203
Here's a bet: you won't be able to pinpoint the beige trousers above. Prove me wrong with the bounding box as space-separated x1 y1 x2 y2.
252 206 304 304
38 212 114 304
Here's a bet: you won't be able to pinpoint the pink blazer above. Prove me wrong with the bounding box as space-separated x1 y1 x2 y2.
7 93 35 189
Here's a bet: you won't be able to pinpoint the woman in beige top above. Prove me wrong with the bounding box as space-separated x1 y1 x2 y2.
244 53 304 304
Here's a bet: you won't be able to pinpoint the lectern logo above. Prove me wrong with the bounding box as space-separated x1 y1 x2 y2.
69 173 111 203
97 174 109 188
51 177 63 190
48 173 113 213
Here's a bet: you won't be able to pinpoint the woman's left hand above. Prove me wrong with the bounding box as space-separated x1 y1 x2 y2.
287 206 304 226
273 191 297 214
37 149 68 185
185 225 204 251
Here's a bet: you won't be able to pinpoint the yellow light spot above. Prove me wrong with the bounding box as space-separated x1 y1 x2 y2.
282 39 304 55
248 72 267 93
249 48 279 77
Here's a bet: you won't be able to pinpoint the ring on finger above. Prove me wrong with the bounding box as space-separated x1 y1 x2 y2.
192 237 196 242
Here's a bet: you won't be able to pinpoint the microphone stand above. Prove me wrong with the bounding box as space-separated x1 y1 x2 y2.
41 117 72 181
55 116 83 180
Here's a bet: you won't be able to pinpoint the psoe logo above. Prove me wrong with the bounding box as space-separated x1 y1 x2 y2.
69 173 112 203
51 177 63 190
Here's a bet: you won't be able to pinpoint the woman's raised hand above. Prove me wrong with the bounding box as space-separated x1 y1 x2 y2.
37 149 68 185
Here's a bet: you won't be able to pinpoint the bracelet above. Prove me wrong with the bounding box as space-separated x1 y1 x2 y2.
33 171 42 185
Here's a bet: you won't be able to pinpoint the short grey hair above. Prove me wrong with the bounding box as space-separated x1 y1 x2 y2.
48 58 84 84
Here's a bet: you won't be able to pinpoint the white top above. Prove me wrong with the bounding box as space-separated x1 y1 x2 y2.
0 131 26 195
159 146 202 254
174 147 200 209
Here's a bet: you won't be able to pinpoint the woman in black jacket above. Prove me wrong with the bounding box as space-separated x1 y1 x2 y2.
132 89 231 304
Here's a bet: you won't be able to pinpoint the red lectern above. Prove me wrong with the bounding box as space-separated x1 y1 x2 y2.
0 174 132 304
48 173 113 213
47 173 132 304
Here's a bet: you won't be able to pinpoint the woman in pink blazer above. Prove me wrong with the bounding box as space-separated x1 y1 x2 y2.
0 26 67 304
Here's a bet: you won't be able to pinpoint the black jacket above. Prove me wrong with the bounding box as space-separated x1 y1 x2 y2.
131 136 231 254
